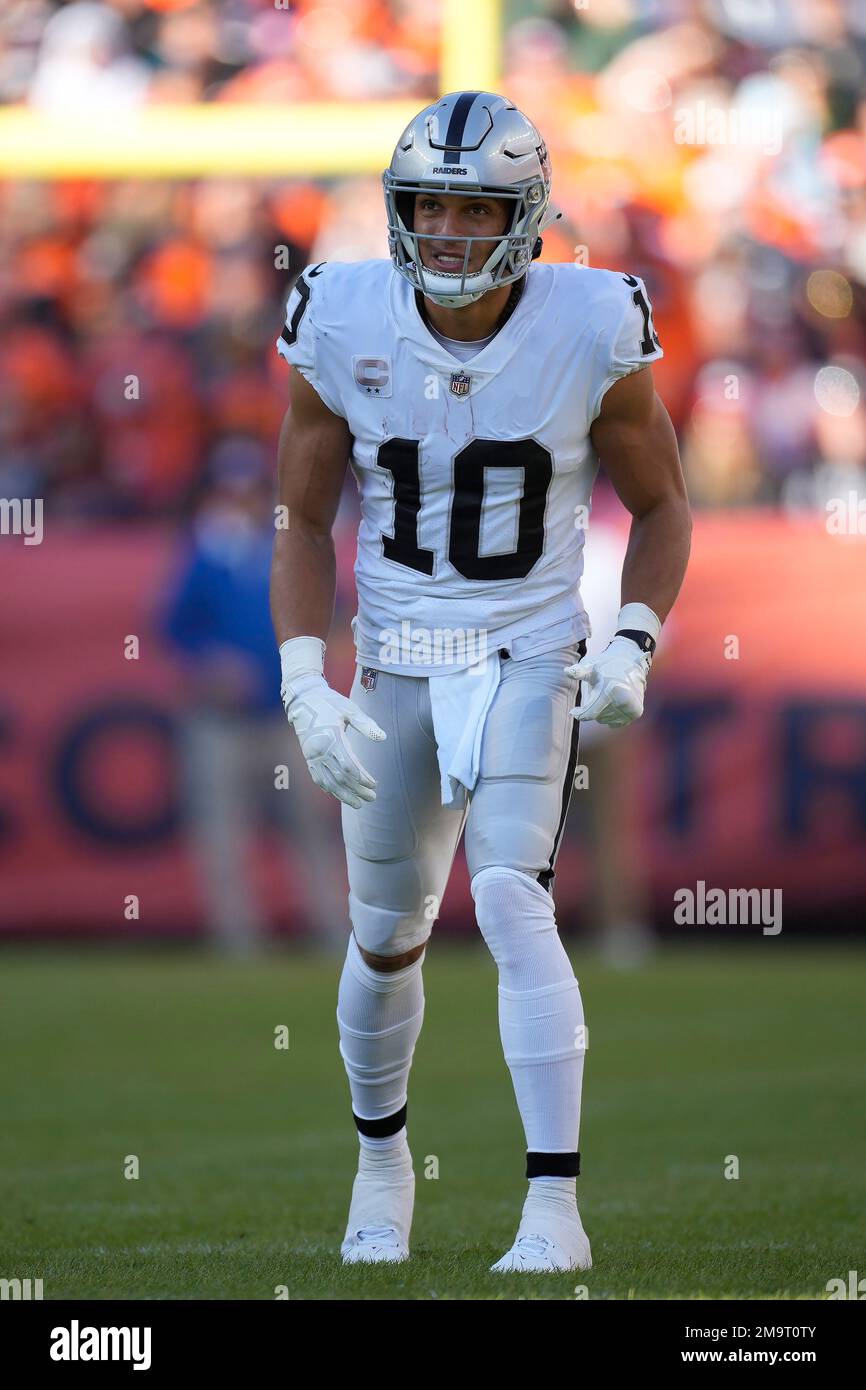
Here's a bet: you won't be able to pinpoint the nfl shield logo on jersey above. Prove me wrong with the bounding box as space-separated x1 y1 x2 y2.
360 667 378 692
450 371 471 397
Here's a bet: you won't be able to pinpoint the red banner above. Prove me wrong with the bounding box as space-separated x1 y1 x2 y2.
1 515 865 935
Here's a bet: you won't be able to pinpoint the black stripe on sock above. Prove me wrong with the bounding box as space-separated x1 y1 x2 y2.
443 91 480 163
527 1151 581 1179
353 1104 407 1138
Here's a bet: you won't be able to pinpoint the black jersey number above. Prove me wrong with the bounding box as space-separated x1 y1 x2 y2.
622 272 661 356
280 262 325 348
377 437 552 581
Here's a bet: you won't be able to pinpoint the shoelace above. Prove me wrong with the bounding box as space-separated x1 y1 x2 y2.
355 1225 401 1244
514 1234 554 1260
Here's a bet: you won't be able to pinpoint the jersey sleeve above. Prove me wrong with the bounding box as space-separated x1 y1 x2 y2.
589 272 664 423
274 263 345 417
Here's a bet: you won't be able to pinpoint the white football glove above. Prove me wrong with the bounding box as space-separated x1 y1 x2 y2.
564 603 661 729
279 636 386 809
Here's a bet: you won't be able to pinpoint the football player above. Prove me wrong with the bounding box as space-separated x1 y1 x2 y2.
271 91 691 1272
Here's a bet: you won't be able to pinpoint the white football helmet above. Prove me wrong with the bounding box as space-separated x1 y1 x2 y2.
383 90 560 308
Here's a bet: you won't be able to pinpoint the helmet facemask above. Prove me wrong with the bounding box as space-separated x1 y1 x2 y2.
384 174 549 309
383 91 559 308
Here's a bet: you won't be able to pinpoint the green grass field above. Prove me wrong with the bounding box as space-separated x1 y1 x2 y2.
2 943 864 1300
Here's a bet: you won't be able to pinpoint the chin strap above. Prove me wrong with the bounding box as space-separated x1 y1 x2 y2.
496 275 526 327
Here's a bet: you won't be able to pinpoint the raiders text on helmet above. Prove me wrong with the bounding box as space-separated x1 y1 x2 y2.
382 91 559 308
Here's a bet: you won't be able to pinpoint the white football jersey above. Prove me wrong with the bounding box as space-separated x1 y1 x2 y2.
275 259 663 675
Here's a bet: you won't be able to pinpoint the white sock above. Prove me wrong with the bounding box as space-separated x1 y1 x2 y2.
359 1131 407 1153
472 867 585 1157
336 932 425 1126
526 1175 578 1217
358 1129 413 1177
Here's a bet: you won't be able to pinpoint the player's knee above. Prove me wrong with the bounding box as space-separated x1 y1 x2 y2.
347 852 435 960
356 939 427 972
348 886 431 958
470 864 557 969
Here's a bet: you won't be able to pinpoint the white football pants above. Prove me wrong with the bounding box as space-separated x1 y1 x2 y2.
340 639 586 958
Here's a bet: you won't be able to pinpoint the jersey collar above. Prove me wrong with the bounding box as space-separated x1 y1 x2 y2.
388 264 554 393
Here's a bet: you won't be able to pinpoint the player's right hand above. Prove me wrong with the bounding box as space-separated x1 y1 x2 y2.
282 672 386 809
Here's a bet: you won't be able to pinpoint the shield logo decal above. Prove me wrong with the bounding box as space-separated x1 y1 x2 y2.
450 371 471 397
360 667 378 692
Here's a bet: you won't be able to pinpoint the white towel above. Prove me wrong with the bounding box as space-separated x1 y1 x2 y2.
427 652 502 808
348 612 583 808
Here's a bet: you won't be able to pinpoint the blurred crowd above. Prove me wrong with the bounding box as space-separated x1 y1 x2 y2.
0 0 440 105
1 0 866 522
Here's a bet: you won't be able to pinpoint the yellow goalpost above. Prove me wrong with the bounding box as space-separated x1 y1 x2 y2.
0 0 501 178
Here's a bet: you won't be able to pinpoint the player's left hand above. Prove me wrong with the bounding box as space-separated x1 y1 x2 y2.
564 635 651 728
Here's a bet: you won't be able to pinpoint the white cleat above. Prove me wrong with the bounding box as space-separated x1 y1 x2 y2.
340 1148 415 1265
491 1212 592 1273
341 1224 409 1265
